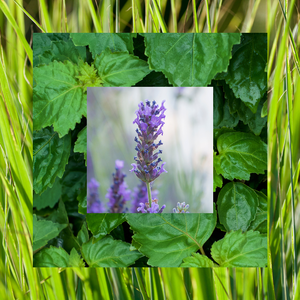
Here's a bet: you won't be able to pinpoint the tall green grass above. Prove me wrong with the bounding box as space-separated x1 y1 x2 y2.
0 0 299 299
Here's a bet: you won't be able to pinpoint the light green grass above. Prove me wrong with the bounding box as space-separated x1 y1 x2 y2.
0 0 299 299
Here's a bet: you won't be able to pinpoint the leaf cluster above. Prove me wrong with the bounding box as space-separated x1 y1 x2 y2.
33 33 267 267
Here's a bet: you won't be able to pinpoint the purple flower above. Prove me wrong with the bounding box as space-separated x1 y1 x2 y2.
131 181 159 213
87 178 105 213
137 199 166 213
106 160 131 213
130 100 167 183
173 202 190 213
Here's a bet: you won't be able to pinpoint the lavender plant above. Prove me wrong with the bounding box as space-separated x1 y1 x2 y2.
173 202 190 213
87 178 105 213
131 181 158 213
130 100 167 208
106 160 131 213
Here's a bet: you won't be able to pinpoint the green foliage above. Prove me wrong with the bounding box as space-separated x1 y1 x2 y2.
33 33 267 268
211 230 267 267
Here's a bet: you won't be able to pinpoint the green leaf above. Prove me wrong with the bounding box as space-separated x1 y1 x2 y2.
126 211 217 267
180 253 216 267
36 39 86 66
211 230 267 267
213 168 223 192
33 246 70 267
33 33 70 67
94 48 151 87
33 177 61 209
45 200 69 225
33 127 71 194
214 131 267 180
61 152 86 202
33 246 85 267
86 214 126 242
74 126 87 165
224 34 267 113
33 60 86 137
81 236 143 267
70 33 135 58
248 191 267 233
68 248 85 267
143 33 241 86
33 215 67 251
77 182 87 215
223 83 267 135
217 182 259 232
261 100 268 117
77 222 89 246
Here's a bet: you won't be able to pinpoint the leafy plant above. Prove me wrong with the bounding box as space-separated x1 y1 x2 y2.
33 32 267 268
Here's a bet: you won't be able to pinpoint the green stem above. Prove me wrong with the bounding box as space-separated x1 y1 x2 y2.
146 182 152 207
205 0 211 33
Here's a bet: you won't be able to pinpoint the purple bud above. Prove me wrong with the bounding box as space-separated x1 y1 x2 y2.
131 100 167 183
173 202 190 213
87 178 105 213
106 160 131 213
137 199 166 213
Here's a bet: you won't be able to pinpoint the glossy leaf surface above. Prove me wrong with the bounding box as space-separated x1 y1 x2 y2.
217 182 258 232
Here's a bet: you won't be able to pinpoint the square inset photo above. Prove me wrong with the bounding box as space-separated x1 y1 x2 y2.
87 87 213 213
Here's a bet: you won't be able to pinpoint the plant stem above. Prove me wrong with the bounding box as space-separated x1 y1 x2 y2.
146 182 152 207
205 0 211 33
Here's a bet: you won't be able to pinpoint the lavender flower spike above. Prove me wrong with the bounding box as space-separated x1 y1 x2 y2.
137 199 166 213
131 181 159 213
87 178 105 213
173 202 190 213
130 100 167 183
106 160 131 213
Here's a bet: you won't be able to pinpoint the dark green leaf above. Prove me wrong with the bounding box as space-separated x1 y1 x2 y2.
211 230 267 267
36 39 86 66
81 236 143 267
86 214 126 242
45 200 69 225
217 182 258 232
213 168 223 192
70 33 136 58
214 131 267 180
224 34 267 113
180 253 216 267
33 177 61 209
74 126 87 165
143 33 241 86
33 127 71 194
248 191 267 233
33 60 85 137
33 215 67 251
77 222 89 246
126 211 217 267
33 246 70 267
94 48 151 87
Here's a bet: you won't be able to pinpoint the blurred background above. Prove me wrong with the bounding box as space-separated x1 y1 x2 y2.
87 87 213 212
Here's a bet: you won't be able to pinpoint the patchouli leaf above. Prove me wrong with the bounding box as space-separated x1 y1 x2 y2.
180 253 216 267
74 126 87 165
126 211 217 267
68 248 85 267
82 236 143 267
213 168 223 192
61 152 86 202
33 215 67 251
33 60 85 137
217 182 259 232
143 33 241 86
77 222 89 246
37 39 86 66
33 177 61 210
224 34 267 113
211 230 267 267
214 132 267 180
248 191 267 233
77 182 87 215
33 246 70 267
70 33 136 58
94 48 151 86
86 214 126 242
33 127 71 194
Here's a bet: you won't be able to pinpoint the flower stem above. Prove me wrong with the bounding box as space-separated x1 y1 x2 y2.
146 182 152 207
